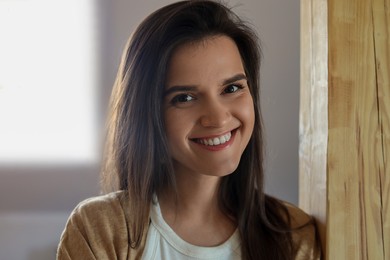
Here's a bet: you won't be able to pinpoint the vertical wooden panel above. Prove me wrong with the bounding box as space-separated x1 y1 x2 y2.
327 0 390 259
301 0 389 258
372 0 390 258
299 0 328 252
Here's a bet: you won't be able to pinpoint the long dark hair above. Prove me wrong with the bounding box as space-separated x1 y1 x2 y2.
102 1 295 258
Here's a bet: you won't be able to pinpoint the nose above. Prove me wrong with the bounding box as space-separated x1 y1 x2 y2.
199 99 231 128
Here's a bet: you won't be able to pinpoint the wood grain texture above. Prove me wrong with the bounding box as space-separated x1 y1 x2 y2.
327 0 390 259
299 0 328 252
372 0 390 258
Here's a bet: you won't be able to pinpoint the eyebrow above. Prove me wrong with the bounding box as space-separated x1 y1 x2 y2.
163 85 197 97
164 73 247 96
222 73 247 85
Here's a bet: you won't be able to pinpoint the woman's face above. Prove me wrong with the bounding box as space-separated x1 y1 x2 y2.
163 35 255 177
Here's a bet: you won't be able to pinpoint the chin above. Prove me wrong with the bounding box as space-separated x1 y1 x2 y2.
205 162 240 177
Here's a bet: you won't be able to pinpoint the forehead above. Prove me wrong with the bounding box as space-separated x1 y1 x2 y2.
166 35 245 86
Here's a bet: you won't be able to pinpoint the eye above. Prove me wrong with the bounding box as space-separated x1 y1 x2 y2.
223 84 243 94
171 94 195 104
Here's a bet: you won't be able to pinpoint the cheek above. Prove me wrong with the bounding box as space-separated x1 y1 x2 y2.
164 112 179 144
164 109 193 143
237 95 255 131
236 97 255 154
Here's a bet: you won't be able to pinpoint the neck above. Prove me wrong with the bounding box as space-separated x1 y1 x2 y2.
158 168 236 246
160 168 222 218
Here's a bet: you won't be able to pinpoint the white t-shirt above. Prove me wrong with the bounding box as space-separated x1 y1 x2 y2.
141 200 242 259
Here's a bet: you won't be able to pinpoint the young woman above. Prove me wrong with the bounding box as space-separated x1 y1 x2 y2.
57 1 321 259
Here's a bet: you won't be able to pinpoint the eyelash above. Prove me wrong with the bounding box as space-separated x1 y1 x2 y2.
170 94 195 105
169 83 245 105
223 83 244 94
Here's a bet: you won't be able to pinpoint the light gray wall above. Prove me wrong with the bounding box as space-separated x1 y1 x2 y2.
0 1 299 259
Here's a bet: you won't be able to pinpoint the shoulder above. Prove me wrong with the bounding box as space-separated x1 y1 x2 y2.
57 191 131 259
283 202 312 228
283 202 322 259
67 190 130 238
71 190 128 218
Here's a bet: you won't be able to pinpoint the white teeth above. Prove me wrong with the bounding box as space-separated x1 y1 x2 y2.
198 132 232 146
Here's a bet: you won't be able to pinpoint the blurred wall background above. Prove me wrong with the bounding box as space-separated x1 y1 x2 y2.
0 0 299 259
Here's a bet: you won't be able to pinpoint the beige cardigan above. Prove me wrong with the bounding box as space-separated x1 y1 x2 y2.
57 191 321 259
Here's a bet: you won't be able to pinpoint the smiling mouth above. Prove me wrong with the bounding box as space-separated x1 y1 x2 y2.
192 131 234 146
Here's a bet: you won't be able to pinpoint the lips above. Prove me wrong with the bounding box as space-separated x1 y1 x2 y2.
196 132 231 146
191 130 236 148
